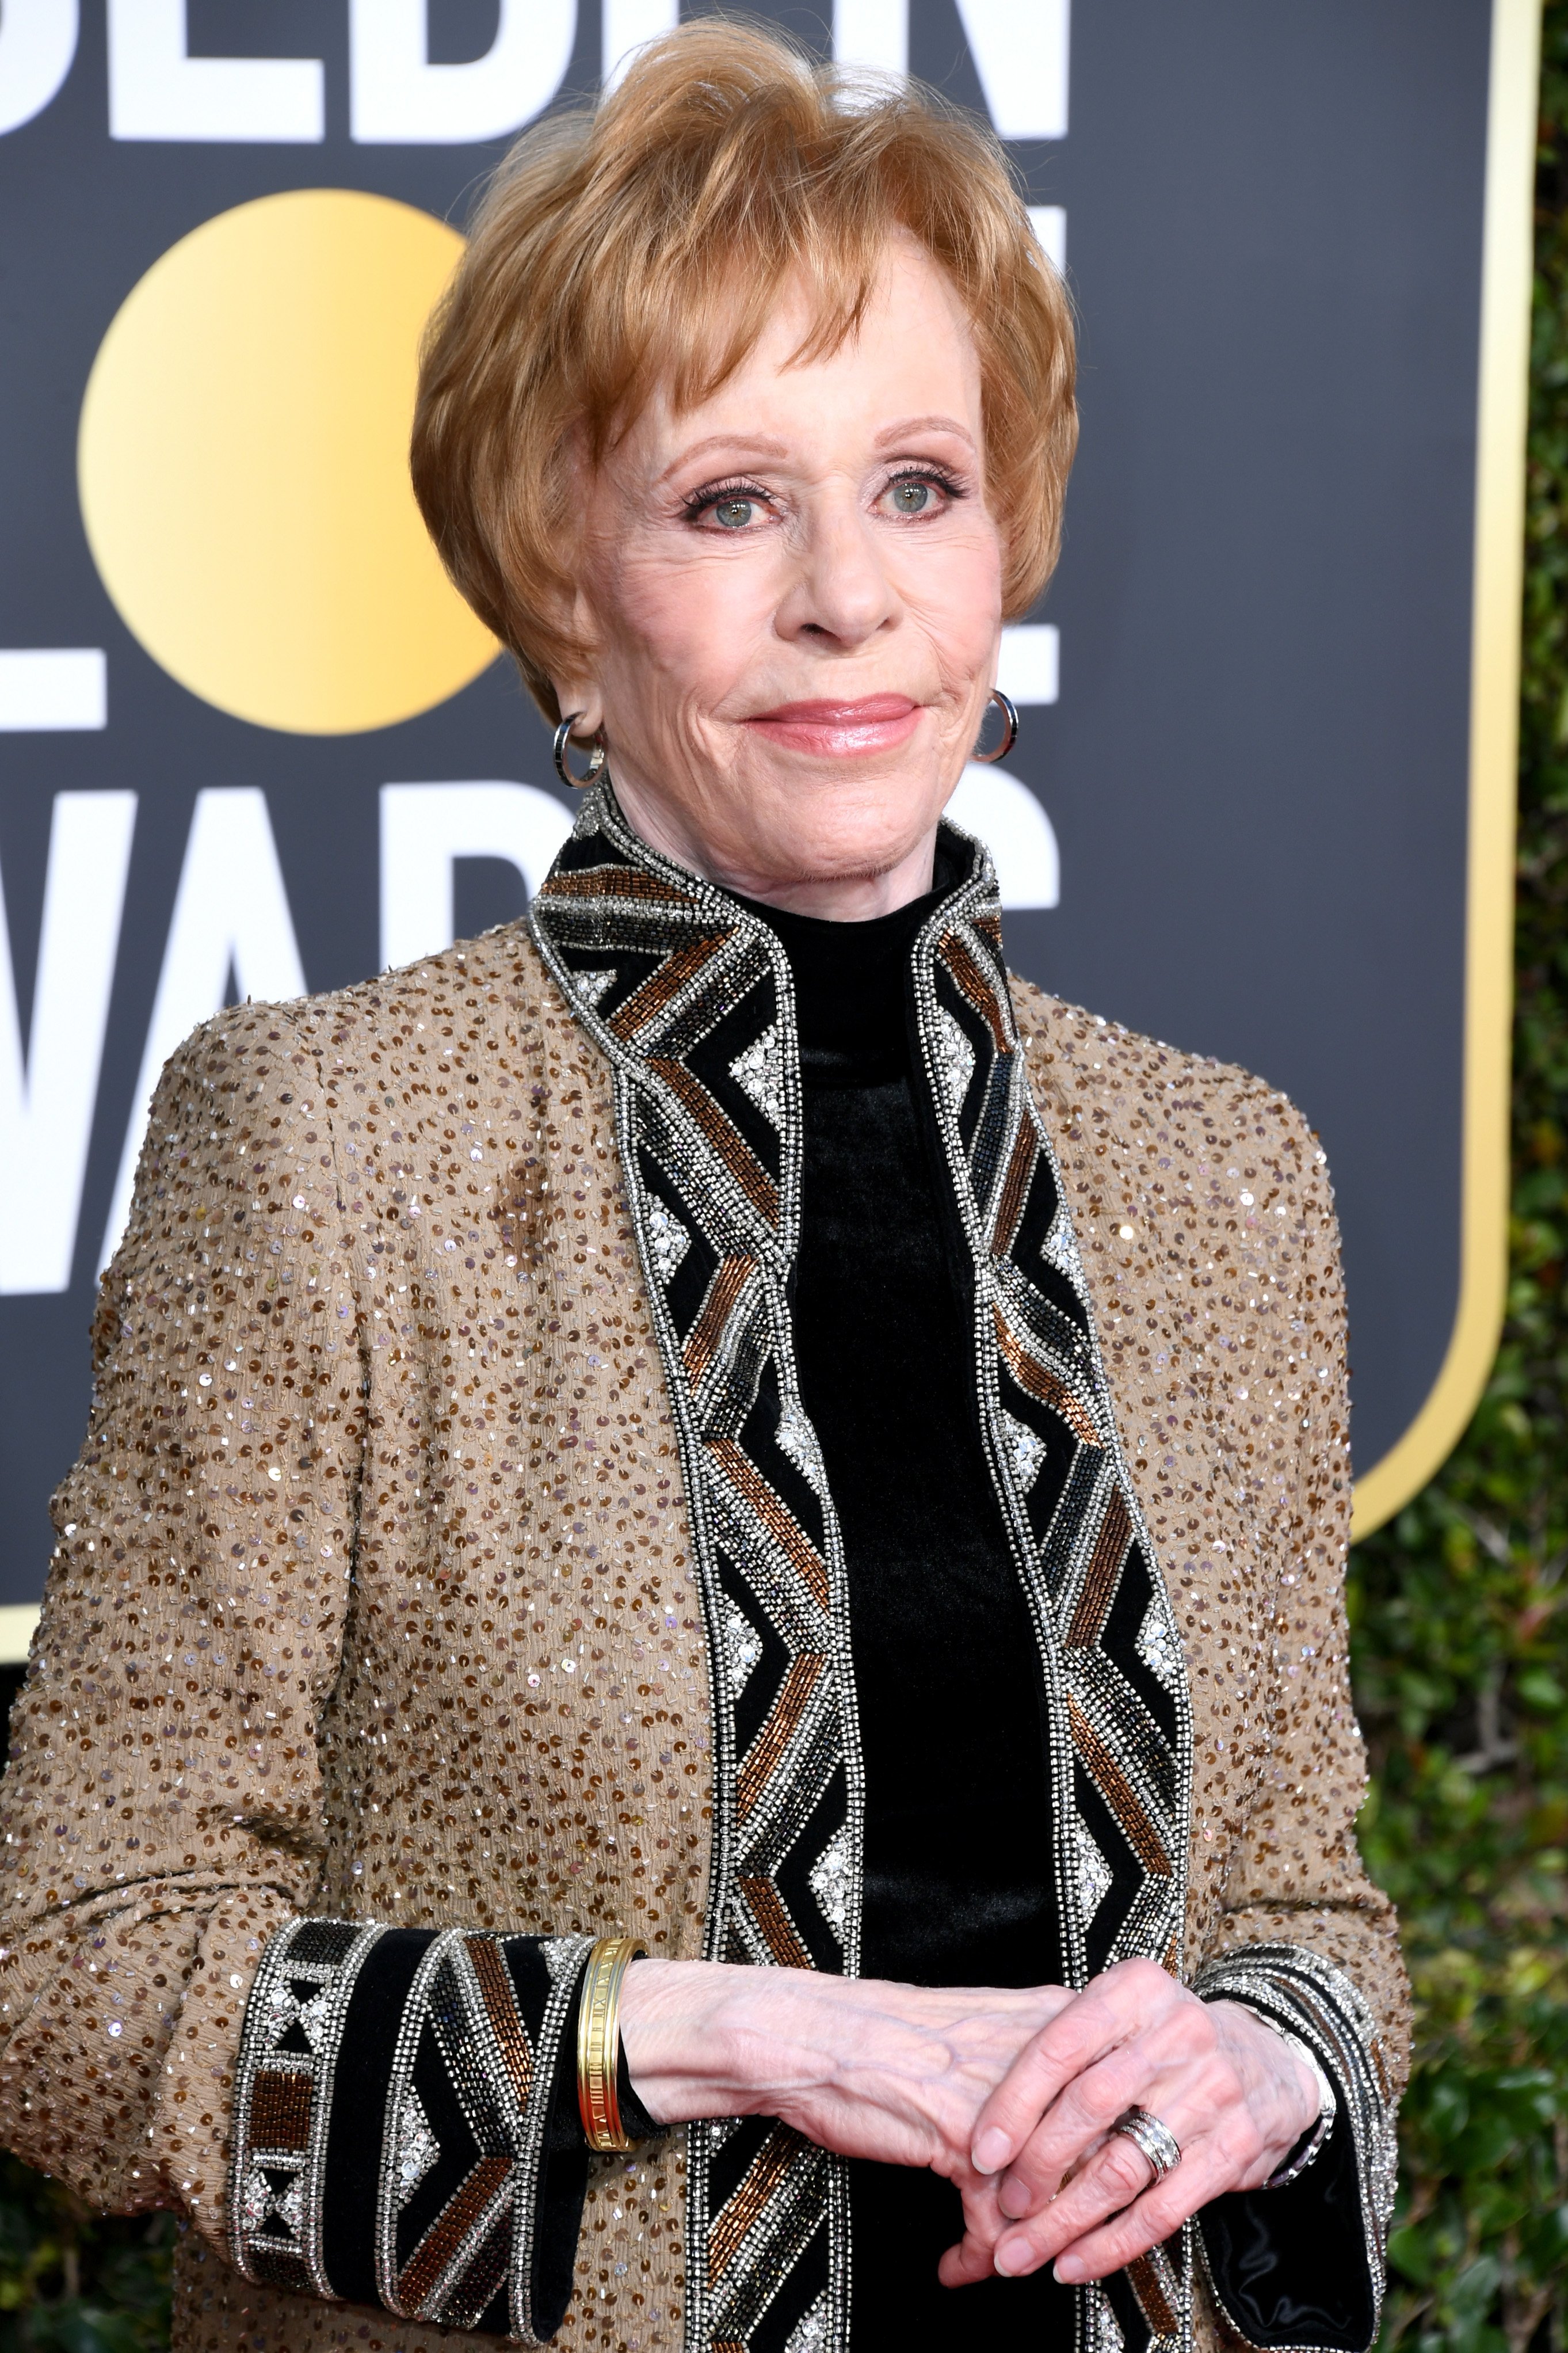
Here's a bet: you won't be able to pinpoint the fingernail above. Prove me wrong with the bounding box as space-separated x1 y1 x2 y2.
1055 2259 1083 2284
974 2129 1012 2174
993 2240 1024 2278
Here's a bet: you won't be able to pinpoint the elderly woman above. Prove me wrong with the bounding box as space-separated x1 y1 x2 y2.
0 25 1405 2353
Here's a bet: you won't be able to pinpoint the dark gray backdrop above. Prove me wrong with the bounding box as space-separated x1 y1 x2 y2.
0 0 1490 1602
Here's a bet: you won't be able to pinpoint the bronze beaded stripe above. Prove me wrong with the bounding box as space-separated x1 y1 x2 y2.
539 866 690 905
249 2066 312 2152
973 908 1004 949
1126 2249 1180 2340
737 1875 815 1970
398 2151 513 2313
735 1654 827 1822
1066 1492 1134 1649
607 932 731 1042
993 1305 1101 1448
991 1118 1037 1258
442 2211 512 2332
938 932 1012 1056
1067 1694 1171 1879
708 2121 814 2287
465 1935 533 2111
648 1059 780 1223
706 1437 830 1609
684 1255 757 1386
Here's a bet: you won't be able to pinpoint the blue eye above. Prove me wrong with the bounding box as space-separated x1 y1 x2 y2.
891 479 933 515
711 497 755 529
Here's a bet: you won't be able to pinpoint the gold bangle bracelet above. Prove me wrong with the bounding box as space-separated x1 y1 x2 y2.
576 1935 648 2153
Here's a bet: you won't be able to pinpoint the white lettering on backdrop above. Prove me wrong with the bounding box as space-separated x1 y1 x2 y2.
0 650 106 731
107 0 325 142
0 793 135 1295
350 0 576 145
100 789 307 1270
602 0 680 94
380 782 574 969
947 765 1060 909
832 0 1068 139
0 0 77 136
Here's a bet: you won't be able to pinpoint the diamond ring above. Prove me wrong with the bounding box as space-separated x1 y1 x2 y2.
1109 2104 1182 2185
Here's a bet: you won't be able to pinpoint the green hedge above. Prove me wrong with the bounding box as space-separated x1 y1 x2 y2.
3 24 1567 2348
1349 16 1568 2350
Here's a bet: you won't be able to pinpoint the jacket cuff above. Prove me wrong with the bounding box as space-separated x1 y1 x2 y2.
229 1918 593 2343
1193 1943 1399 2353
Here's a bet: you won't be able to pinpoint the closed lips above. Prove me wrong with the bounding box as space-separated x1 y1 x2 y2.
744 696 921 755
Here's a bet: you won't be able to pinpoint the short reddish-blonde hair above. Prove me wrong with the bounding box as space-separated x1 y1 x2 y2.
411 19 1077 721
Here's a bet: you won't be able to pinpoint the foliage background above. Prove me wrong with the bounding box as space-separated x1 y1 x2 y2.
1348 13 1568 2350
0 16 1566 2348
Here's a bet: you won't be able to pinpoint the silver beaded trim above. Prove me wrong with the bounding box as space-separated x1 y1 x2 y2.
532 787 860 2353
230 1918 592 2343
230 1917 387 2297
375 1926 592 2339
1194 1941 1397 2349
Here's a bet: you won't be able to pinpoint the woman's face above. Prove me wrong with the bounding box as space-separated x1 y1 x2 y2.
556 237 1004 917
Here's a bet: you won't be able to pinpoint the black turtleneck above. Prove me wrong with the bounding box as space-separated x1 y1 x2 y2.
739 874 1073 2345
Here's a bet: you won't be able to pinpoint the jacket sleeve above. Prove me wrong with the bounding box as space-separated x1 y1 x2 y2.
0 1006 607 2343
1192 1114 1409 2353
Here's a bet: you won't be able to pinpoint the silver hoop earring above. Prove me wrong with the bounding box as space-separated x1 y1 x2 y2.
553 711 608 789
972 688 1020 765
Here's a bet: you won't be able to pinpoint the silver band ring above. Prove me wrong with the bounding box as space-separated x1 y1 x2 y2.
1109 2105 1182 2186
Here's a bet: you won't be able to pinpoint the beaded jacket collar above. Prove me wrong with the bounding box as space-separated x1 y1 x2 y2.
530 780 1195 2353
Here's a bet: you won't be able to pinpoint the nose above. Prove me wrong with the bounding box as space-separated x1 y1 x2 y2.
775 486 901 650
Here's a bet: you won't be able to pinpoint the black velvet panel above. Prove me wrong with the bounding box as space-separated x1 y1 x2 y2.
535 1974 593 2339
319 1928 436 2306
742 884 1068 2344
1199 2118 1376 2352
845 2156 1079 2342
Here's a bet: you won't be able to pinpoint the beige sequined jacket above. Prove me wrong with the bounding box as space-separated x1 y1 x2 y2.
0 790 1407 2353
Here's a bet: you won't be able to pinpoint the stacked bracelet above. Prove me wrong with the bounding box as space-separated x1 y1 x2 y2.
577 1936 648 2153
1257 2016 1338 2188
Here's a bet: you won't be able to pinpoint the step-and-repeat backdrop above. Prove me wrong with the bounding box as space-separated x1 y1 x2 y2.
0 0 1535 1628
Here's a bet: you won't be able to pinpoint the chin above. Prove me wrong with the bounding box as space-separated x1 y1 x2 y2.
750 782 943 882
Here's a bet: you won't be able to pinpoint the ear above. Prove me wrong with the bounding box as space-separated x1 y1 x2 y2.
547 553 606 735
550 677 604 740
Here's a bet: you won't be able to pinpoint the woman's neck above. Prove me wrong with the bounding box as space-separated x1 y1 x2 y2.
609 774 940 920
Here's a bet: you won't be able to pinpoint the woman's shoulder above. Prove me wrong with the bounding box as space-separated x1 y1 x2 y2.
1008 971 1334 1214
155 919 564 1100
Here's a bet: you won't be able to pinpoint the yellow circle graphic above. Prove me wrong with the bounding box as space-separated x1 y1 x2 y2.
78 188 497 736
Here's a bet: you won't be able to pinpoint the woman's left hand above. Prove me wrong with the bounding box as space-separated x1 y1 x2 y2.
939 1958 1321 2289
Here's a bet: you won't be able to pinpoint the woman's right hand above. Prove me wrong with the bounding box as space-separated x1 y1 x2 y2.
618 1959 1073 2251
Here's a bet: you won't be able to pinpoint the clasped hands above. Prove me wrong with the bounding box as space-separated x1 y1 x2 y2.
618 1955 1321 2286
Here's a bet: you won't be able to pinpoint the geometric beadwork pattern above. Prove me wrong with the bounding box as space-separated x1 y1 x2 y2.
533 788 863 2353
230 1918 381 2300
907 880 1195 1994
531 783 1198 2353
230 1918 592 2344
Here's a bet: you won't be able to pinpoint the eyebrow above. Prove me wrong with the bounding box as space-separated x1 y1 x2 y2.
657 435 791 485
873 415 978 452
657 415 978 486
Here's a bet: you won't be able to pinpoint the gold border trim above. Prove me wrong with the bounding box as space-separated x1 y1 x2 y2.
0 1606 40 1667
1351 0 1540 1536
